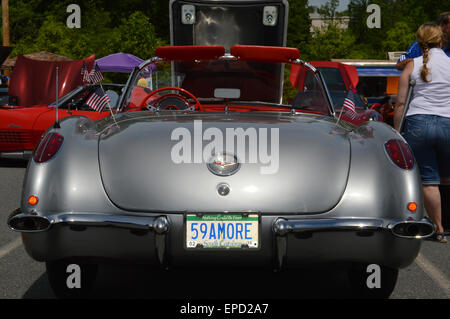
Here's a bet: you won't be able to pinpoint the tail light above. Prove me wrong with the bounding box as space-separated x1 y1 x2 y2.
384 139 414 170
33 132 64 163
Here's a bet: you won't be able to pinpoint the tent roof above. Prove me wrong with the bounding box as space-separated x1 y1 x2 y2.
95 52 144 73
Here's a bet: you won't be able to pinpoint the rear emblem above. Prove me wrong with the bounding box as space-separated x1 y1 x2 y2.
207 153 240 176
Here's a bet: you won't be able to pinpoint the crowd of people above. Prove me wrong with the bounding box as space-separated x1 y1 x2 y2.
394 12 450 243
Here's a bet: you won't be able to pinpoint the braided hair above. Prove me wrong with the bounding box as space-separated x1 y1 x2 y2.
416 23 443 83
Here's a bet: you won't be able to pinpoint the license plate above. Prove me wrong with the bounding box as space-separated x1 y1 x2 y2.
185 214 259 249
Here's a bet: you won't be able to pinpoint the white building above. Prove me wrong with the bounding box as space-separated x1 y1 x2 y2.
309 6 350 32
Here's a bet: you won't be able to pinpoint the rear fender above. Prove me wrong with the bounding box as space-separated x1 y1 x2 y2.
21 116 124 218
328 121 423 222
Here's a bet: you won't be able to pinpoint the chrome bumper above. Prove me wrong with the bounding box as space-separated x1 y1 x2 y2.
8 209 171 267
271 217 434 270
8 209 434 269
0 150 33 159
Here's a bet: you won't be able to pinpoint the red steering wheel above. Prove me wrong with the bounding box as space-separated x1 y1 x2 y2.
139 87 201 111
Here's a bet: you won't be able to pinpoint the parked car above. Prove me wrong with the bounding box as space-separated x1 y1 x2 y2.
8 45 434 298
370 95 396 127
0 87 11 105
0 83 125 159
298 61 384 125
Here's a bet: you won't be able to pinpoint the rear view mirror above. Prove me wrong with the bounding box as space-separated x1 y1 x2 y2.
214 88 241 99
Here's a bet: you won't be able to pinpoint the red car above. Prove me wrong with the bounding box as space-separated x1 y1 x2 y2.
0 84 119 159
0 83 153 159
0 52 157 159
291 61 383 125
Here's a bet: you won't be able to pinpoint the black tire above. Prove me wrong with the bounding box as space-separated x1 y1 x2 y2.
46 258 98 299
347 263 398 299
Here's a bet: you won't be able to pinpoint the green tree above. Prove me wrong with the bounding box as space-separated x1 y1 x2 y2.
381 21 416 53
306 24 357 60
108 11 165 60
287 0 311 50
318 0 340 23
345 0 450 59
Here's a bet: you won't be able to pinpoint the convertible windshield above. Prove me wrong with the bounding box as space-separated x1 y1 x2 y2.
123 58 332 115
329 91 368 110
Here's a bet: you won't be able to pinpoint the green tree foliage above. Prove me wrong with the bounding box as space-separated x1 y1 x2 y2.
317 0 340 22
306 24 357 60
287 0 311 49
108 11 166 60
347 0 450 59
381 21 416 53
3 0 450 64
3 0 166 60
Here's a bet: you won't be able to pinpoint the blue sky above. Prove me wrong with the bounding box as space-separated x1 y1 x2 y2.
308 0 351 12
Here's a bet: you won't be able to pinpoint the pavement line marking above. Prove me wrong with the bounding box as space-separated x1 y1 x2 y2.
0 237 22 259
415 252 450 298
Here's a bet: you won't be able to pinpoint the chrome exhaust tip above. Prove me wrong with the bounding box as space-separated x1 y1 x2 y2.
390 218 435 239
7 209 51 232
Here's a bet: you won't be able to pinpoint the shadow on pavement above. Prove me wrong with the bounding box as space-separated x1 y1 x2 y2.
23 264 354 299
0 159 28 168
22 272 55 299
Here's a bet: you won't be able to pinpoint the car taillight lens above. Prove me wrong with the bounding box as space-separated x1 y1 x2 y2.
384 139 414 170
33 133 64 163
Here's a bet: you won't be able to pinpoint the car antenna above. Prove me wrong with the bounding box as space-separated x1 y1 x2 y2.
53 67 61 129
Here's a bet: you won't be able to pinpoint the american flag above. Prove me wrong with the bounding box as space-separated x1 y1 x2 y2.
85 87 110 112
89 64 104 84
81 63 90 83
343 89 357 119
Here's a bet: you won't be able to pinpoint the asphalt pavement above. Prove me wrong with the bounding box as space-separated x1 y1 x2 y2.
0 159 449 299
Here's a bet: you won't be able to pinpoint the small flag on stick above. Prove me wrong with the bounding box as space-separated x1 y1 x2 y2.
343 89 357 119
86 87 110 112
89 64 104 84
81 63 90 84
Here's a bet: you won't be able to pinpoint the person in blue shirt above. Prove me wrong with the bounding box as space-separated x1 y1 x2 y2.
396 12 450 70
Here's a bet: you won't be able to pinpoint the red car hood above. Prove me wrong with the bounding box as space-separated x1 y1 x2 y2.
8 54 95 107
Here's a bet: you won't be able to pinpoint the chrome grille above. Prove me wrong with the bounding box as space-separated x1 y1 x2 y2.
0 130 32 144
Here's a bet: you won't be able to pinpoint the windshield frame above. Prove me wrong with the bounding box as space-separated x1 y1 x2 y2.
118 53 336 117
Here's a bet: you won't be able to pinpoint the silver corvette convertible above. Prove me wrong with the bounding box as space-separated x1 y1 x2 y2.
8 45 434 298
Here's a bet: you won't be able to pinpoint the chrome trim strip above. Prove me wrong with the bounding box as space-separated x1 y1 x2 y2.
273 218 385 236
48 213 157 230
316 71 336 117
291 59 335 117
0 150 33 159
7 211 159 232
272 217 435 239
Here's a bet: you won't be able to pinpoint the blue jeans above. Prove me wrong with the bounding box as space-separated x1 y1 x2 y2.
404 114 450 185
